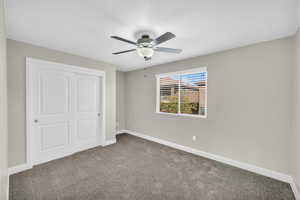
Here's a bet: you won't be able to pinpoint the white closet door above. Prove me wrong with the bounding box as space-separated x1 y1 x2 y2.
30 61 102 165
32 68 75 165
73 74 100 152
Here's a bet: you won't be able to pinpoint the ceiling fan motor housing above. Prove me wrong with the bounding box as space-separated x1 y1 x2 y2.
137 35 153 47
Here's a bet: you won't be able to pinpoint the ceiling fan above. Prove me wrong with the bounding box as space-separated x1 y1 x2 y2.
111 32 182 61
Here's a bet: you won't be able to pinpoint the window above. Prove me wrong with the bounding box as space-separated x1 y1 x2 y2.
156 67 207 118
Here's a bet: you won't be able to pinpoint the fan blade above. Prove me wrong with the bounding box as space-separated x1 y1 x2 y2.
153 32 176 46
154 47 182 53
111 36 137 45
112 49 136 55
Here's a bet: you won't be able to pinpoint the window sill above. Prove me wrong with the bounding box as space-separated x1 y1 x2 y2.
156 111 207 119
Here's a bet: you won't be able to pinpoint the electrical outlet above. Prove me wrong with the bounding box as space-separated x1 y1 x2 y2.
192 136 196 141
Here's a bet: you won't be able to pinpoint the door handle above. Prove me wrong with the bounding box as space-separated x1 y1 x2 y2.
97 113 101 117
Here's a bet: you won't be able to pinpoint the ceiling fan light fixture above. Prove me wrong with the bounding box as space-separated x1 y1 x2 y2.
137 47 154 58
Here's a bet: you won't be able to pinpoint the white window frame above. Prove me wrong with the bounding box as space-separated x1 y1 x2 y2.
156 67 207 118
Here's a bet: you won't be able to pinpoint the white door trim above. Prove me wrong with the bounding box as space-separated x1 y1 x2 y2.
26 57 106 167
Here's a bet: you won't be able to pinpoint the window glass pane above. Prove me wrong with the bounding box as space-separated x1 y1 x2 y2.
160 75 179 113
180 72 207 115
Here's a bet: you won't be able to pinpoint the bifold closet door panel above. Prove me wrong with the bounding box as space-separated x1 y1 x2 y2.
73 74 100 152
31 69 75 165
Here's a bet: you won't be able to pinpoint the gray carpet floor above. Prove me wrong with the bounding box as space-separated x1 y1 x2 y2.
10 133 295 200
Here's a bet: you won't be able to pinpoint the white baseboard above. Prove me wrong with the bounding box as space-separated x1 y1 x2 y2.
103 138 117 146
8 163 32 176
121 129 300 199
116 130 125 135
290 179 300 200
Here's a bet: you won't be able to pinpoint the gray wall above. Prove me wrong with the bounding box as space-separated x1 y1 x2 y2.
0 0 8 199
7 39 117 167
123 37 293 175
116 71 125 131
291 29 300 192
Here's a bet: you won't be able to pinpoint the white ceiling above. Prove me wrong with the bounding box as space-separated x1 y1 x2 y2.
6 0 298 71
